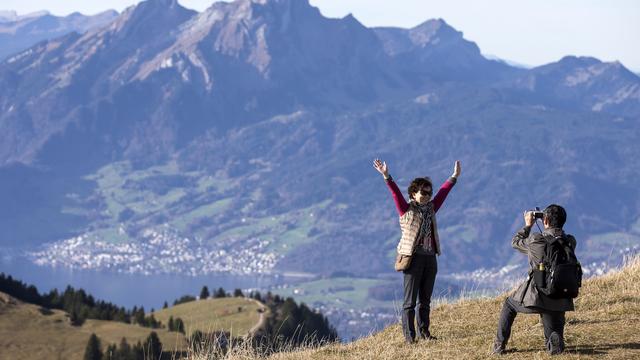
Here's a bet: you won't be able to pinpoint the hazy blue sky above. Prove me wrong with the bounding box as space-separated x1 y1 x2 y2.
3 0 639 71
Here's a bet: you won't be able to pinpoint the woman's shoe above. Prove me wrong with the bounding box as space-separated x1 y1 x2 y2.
492 341 505 355
420 333 438 341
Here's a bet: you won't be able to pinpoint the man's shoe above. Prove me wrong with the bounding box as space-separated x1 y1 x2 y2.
492 341 506 355
547 332 564 355
405 337 417 344
420 334 438 341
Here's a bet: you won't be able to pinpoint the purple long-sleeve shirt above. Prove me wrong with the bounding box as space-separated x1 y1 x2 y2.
385 176 456 217
385 176 457 253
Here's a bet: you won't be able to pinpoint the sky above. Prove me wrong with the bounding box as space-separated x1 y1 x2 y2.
2 0 639 71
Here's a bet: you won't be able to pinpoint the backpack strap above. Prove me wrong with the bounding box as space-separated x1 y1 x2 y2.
548 234 565 245
542 233 557 257
552 234 579 263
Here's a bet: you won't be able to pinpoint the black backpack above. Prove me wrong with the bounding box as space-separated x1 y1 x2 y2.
533 235 582 299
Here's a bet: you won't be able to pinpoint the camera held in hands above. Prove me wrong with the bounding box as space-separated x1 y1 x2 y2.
529 206 544 220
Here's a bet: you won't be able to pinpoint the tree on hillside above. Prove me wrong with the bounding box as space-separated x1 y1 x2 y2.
45 288 61 307
233 288 244 297
173 295 196 305
278 298 303 342
114 306 129 323
260 296 338 349
214 287 226 298
133 306 145 325
145 314 161 329
105 344 117 360
163 301 168 309
70 308 85 326
200 286 210 300
175 317 185 334
132 341 144 360
116 337 133 360
83 333 103 360
168 316 175 331
143 332 162 360
250 291 263 302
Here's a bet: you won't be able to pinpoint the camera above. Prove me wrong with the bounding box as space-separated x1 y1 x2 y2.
529 206 544 220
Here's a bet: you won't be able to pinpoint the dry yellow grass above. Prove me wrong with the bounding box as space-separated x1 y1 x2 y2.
0 293 187 360
269 256 640 360
0 294 264 359
190 256 639 360
152 297 267 337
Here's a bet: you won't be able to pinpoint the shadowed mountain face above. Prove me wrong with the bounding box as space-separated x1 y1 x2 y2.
1 0 639 277
0 10 118 61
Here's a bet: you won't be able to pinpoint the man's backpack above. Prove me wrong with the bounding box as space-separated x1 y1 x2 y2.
533 235 582 299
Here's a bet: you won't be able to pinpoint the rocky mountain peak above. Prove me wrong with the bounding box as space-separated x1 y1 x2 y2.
104 0 196 47
134 0 384 89
557 55 601 68
183 0 321 39
408 18 461 46
536 56 638 82
373 17 480 62
223 0 321 25
247 0 315 12
111 0 194 35
146 0 180 8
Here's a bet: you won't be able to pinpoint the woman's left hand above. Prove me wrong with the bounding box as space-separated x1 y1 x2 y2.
452 160 461 178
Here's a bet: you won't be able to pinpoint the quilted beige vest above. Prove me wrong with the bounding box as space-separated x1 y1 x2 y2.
396 202 441 256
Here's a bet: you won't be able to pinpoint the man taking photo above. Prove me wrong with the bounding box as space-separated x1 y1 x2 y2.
493 204 579 355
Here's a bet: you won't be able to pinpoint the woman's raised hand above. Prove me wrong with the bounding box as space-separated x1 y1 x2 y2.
452 160 461 178
373 158 389 178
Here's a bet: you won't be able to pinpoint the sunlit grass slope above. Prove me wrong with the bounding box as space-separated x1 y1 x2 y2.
152 297 267 337
267 256 640 360
0 294 266 359
0 293 186 360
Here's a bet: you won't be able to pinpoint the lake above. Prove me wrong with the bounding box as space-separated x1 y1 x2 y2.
0 252 285 311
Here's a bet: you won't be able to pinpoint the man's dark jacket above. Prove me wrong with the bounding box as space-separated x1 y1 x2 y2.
509 226 576 312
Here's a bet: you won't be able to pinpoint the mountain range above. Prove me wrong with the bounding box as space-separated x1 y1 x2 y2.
0 10 118 61
1 0 639 281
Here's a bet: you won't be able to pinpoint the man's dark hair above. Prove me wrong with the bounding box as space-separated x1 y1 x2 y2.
543 204 567 228
408 177 432 200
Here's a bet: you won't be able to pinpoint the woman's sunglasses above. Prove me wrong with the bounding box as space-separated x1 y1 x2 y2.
419 189 433 196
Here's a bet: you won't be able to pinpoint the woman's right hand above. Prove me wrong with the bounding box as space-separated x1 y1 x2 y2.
373 158 389 178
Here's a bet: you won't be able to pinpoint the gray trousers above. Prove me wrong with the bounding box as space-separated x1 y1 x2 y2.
496 297 566 346
402 253 437 341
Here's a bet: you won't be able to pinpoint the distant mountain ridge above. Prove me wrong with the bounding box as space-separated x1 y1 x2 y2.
0 10 50 23
0 10 118 61
1 0 639 281
507 56 640 116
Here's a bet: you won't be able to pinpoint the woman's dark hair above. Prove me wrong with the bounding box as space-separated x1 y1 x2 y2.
408 177 433 200
543 204 567 228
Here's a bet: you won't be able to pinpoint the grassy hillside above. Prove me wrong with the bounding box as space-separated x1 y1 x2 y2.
0 294 264 360
190 256 639 359
268 256 640 360
152 297 266 337
0 292 186 359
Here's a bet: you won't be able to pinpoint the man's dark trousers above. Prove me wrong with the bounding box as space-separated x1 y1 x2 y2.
496 297 566 346
402 253 437 342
